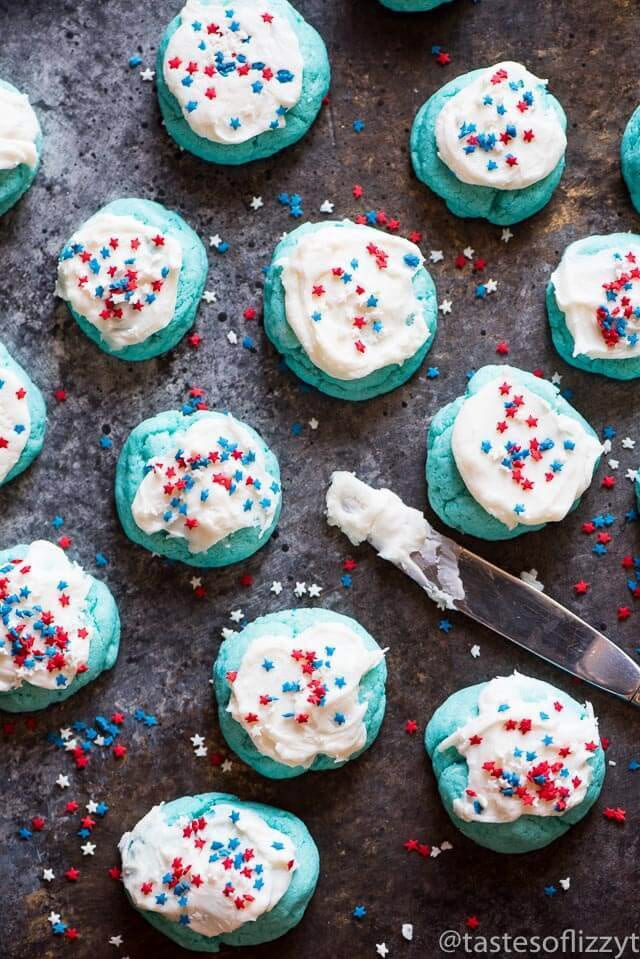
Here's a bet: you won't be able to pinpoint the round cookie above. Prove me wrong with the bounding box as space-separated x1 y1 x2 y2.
0 541 120 712
621 105 640 213
0 79 42 216
425 672 606 854
426 365 602 541
156 0 330 165
115 409 282 568
214 608 387 779
263 220 438 400
377 0 454 10
410 61 567 225
119 791 319 951
0 340 46 487
55 198 207 361
547 233 640 380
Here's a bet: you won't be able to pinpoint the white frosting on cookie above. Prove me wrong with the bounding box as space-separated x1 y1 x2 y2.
278 223 429 380
0 84 39 170
451 375 602 529
119 801 295 937
435 61 566 190
0 363 30 483
131 413 280 554
226 621 384 768
0 541 93 693
55 211 182 350
551 238 640 359
163 0 303 145
438 673 600 823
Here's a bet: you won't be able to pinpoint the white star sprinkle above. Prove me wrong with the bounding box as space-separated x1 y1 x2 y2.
602 438 612 454
230 609 244 623
60 727 73 740
429 250 444 263
190 733 205 747
308 417 319 430
109 935 123 948
221 627 237 640
402 924 413 942
440 840 453 850
308 583 323 598
56 774 70 789
81 841 96 856
86 800 99 814
485 278 498 293
227 329 238 345
202 289 217 304
250 196 264 211
470 644 481 658
376 944 389 958
222 759 233 773
501 227 514 243
319 199 334 213
550 372 562 385
190 576 202 589
439 299 452 315
42 868 55 882
209 234 222 249
194 744 208 758
520 569 544 592
608 458 619 470
48 912 61 926
622 436 636 449
625 468 638 482
463 246 474 260
140 68 155 81
270 581 283 595
95 735 106 746
559 877 571 891
294 582 307 597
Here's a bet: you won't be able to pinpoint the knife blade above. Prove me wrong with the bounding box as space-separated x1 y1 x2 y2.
326 471 640 706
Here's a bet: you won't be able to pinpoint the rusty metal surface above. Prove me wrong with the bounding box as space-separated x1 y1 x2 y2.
1 0 639 956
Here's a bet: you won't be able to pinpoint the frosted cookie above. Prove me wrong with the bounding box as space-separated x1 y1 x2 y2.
157 0 330 165
119 792 319 951
0 341 46 487
0 541 120 712
426 365 602 541
410 61 567 225
263 220 438 400
115 409 281 568
55 198 207 361
0 79 42 216
621 106 640 213
425 672 605 854
378 0 454 10
547 234 640 379
214 608 387 779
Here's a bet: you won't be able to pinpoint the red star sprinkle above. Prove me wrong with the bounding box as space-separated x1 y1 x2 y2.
601 475 616 489
65 867 80 882
573 580 589 595
466 916 480 930
112 744 127 759
405 720 418 735
57 536 72 550
618 606 631 621
603 807 626 823
495 341 509 355
353 184 363 198
53 389 68 402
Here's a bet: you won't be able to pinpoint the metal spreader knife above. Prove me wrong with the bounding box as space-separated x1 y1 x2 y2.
326 471 640 707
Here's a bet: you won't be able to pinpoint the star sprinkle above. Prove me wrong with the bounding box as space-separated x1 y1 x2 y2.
501 228 514 243
270 581 283 595
250 196 264 211
430 250 444 263
319 200 335 213
56 774 70 789
439 299 452 315
202 289 218 304
140 68 155 81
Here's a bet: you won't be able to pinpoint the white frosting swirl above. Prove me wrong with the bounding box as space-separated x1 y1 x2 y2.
131 413 280 554
451 375 602 529
438 673 600 823
0 84 39 171
226 621 384 768
55 211 182 350
279 222 429 380
0 541 93 693
0 363 30 483
551 238 640 359
163 0 303 145
119 801 295 937
435 61 567 190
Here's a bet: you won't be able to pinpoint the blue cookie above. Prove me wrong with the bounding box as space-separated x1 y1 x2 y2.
426 365 601 540
0 543 120 712
0 340 46 487
410 68 567 225
378 0 454 10
57 198 207 361
213 607 387 779
156 0 330 165
115 409 282 568
425 676 606 854
0 79 42 216
119 792 319 951
621 106 640 213
547 233 640 380
263 220 438 400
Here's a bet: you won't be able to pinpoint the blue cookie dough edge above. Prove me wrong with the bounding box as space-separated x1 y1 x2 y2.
263 220 438 400
0 79 42 216
378 0 453 10
424 677 606 854
213 607 387 779
409 68 567 225
425 364 601 541
0 543 120 713
115 409 282 568
155 0 330 166
58 197 208 361
547 233 640 380
121 791 320 952
621 105 640 214
0 340 47 487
